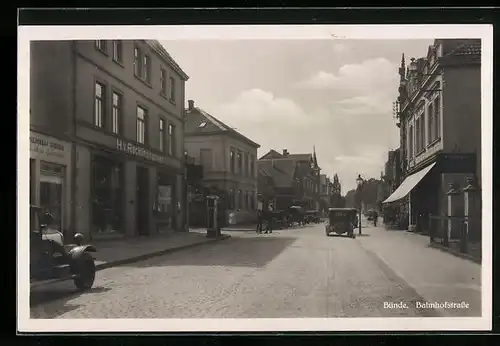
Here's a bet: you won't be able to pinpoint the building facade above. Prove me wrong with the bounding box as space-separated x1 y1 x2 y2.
184 100 260 225
384 39 481 233
258 149 321 211
30 40 189 240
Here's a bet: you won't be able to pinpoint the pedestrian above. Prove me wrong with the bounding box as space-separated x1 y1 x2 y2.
256 209 263 234
265 203 274 234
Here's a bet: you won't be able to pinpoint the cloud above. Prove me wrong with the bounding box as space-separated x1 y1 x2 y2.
296 58 397 94
208 88 395 191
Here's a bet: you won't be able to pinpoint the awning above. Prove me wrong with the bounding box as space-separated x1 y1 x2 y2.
383 162 437 204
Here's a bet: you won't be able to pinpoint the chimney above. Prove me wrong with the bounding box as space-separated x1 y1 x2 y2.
188 100 194 111
282 149 289 156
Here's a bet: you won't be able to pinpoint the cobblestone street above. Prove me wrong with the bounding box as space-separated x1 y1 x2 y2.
30 223 481 319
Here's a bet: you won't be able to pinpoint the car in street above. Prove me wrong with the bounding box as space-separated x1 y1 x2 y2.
30 205 97 291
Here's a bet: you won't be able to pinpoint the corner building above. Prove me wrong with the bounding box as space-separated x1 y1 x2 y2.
30 40 190 240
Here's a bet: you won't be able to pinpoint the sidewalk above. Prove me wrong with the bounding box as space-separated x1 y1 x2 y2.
356 225 482 317
92 231 231 271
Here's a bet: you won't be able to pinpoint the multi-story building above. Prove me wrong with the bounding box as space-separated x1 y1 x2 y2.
258 148 321 210
30 40 189 240
384 39 481 233
184 100 260 224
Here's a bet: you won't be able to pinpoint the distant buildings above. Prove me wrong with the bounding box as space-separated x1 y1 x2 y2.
257 148 321 211
184 100 260 225
384 39 481 234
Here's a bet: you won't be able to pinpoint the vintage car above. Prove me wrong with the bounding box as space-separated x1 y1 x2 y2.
325 208 357 238
305 210 321 224
30 205 97 291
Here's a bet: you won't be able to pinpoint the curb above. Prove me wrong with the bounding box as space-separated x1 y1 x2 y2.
429 242 481 264
94 234 231 271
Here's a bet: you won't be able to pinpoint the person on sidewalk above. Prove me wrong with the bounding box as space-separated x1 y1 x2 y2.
264 203 274 234
256 209 263 234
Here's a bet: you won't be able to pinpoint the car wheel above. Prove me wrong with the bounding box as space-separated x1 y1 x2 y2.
74 252 96 291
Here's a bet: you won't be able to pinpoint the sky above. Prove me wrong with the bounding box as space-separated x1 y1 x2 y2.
162 39 434 192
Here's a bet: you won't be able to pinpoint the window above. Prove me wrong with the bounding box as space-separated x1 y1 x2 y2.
237 152 242 174
427 102 434 144
198 121 207 128
243 152 249 176
160 68 167 95
112 40 122 62
408 125 414 158
250 154 254 177
168 124 175 156
230 150 235 173
415 118 421 153
243 191 248 210
237 189 242 209
111 92 121 134
159 118 166 152
433 96 441 141
251 191 255 210
169 76 176 102
420 113 425 151
94 82 105 128
136 106 147 144
143 55 151 84
95 40 107 52
134 47 142 77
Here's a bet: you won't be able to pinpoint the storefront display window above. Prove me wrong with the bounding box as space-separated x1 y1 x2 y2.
91 155 124 236
156 172 175 232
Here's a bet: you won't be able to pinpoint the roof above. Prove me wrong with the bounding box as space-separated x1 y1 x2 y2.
185 106 260 148
257 159 297 188
145 40 189 81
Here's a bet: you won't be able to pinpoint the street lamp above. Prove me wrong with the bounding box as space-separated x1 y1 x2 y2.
356 174 364 235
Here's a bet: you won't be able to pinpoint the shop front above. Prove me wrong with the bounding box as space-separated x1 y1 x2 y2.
383 153 477 233
29 131 72 234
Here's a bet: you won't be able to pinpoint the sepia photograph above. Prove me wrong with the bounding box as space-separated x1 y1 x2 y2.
18 24 492 332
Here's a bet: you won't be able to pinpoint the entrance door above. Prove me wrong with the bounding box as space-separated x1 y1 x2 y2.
136 166 150 235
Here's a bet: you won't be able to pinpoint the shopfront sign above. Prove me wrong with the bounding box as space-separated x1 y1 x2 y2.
30 132 70 162
116 138 165 164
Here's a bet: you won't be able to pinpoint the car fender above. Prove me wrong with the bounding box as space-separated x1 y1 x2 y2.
69 245 97 261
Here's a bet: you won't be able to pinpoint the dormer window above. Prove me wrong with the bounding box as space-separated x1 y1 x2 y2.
198 121 207 128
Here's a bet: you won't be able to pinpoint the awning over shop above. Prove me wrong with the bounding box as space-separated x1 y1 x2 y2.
383 162 436 204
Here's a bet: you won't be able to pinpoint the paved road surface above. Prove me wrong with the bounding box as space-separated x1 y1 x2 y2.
30 223 480 318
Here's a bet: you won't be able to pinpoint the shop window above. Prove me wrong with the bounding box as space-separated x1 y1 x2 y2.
39 162 65 232
91 156 124 236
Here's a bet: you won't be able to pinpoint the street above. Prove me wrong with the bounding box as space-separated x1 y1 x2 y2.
30 222 481 319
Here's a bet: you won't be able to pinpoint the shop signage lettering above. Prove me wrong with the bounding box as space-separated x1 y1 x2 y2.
116 139 165 164
30 135 66 158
